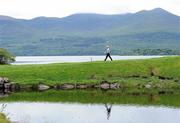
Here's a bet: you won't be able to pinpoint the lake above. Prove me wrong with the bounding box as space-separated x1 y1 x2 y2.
12 56 163 65
0 90 180 123
1 102 179 123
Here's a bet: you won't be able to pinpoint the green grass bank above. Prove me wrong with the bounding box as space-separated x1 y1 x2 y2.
0 56 180 85
0 90 180 107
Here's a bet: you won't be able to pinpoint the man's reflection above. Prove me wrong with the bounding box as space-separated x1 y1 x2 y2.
105 103 112 120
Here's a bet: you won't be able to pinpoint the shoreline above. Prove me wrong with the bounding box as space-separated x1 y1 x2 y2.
12 55 164 65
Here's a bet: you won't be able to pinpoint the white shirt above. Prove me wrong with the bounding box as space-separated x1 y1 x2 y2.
106 48 111 53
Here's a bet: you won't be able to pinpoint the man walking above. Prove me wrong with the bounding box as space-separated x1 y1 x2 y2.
104 45 113 61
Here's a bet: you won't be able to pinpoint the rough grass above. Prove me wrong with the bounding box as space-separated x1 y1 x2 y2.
0 56 179 84
1 90 180 107
0 113 10 123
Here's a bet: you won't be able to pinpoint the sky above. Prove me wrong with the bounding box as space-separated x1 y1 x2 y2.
0 0 180 19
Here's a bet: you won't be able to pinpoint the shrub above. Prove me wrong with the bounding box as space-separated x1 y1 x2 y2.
0 48 15 64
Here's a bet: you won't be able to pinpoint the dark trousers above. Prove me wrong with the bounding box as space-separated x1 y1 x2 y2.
104 53 113 61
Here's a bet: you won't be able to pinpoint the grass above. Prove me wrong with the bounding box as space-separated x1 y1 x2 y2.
0 90 180 107
0 113 10 123
0 56 180 85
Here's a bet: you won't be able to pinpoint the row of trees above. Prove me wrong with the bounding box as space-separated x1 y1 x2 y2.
133 49 180 55
0 48 15 64
0 47 179 64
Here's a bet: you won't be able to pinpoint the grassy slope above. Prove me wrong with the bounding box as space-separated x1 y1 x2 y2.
0 56 180 84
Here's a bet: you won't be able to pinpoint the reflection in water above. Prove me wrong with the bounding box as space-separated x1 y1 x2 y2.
0 102 179 123
149 94 155 102
105 103 112 120
0 103 7 112
0 89 10 97
0 103 10 121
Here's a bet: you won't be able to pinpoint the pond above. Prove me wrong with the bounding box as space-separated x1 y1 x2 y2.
0 90 180 123
12 56 163 65
1 102 180 123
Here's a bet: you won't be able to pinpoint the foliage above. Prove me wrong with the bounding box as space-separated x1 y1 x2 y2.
1 32 180 55
0 48 15 64
0 113 10 123
133 49 180 55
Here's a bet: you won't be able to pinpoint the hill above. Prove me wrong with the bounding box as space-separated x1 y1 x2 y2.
0 8 180 55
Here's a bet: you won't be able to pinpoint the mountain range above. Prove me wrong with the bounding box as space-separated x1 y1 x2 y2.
0 8 180 55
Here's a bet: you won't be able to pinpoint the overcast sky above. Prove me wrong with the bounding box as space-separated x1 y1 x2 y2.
0 0 180 19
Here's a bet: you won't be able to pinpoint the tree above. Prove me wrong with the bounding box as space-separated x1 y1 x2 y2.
0 48 15 64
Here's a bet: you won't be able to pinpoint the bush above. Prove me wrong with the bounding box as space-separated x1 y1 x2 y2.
0 48 15 64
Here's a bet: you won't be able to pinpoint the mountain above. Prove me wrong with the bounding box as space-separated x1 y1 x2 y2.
0 15 16 20
0 8 180 55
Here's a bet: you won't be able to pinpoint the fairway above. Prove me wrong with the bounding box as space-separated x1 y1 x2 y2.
0 56 179 84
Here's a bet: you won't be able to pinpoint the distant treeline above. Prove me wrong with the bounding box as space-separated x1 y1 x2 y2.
133 49 180 55
2 32 180 56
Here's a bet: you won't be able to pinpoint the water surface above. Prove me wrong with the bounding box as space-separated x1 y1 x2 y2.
12 56 163 65
1 102 180 123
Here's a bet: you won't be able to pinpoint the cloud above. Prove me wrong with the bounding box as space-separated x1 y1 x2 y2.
0 0 179 19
